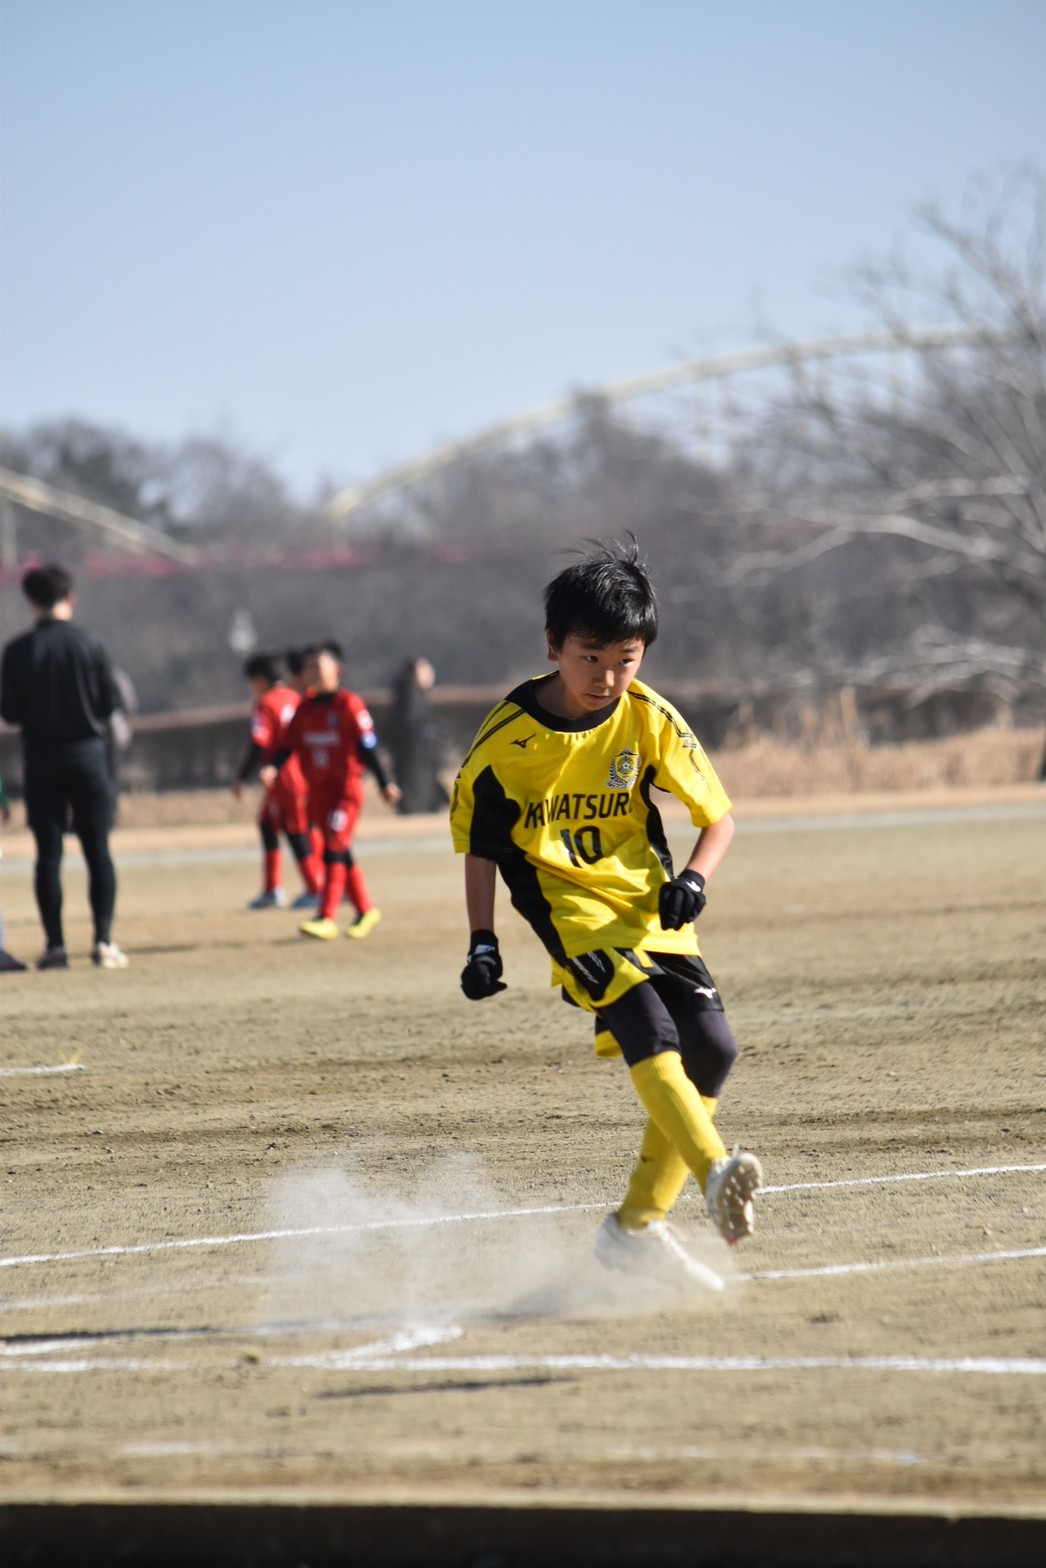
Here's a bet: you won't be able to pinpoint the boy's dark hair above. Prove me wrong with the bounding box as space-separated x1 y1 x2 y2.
22 564 74 610
544 538 659 650
284 646 307 676
311 638 344 662
243 654 281 684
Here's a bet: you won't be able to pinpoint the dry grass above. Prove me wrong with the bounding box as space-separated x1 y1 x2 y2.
713 723 1044 798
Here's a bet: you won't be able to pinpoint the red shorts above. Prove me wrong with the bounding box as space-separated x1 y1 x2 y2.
309 784 363 853
261 777 310 838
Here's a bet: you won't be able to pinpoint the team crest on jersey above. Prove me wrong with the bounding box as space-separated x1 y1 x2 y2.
607 747 639 790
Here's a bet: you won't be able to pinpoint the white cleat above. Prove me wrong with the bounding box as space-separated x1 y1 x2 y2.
595 1213 724 1292
705 1146 763 1245
247 888 288 909
91 941 129 970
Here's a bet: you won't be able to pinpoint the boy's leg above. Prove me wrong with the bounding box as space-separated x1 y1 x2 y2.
273 781 320 896
319 799 360 921
260 817 282 893
597 980 727 1199
318 850 347 920
246 815 289 908
343 849 382 937
609 964 737 1227
342 851 371 917
286 831 321 895
617 1119 689 1230
25 753 70 952
299 795 343 937
30 816 65 950
317 795 381 937
617 1095 720 1230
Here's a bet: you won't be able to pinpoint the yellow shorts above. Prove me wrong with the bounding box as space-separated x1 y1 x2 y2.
553 944 655 1022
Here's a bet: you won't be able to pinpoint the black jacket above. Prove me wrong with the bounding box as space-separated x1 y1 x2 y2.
1 618 117 743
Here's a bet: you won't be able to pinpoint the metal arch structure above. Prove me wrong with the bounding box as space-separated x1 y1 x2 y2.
0 467 200 567
322 324 1004 524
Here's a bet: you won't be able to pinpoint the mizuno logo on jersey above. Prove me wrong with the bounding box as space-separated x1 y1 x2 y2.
524 791 632 829
511 734 536 749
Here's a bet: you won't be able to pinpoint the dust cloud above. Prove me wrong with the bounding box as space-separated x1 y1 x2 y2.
259 1152 728 1333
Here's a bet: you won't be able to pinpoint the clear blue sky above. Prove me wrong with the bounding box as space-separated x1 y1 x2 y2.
2 0 1044 499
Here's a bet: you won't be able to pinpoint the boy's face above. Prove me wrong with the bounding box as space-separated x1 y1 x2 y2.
309 650 341 692
546 632 646 719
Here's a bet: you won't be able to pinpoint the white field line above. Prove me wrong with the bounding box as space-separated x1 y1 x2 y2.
3 1344 1045 1379
2 1315 1044 1381
1 1161 1044 1274
765 1164 1046 1194
737 1244 1046 1282
0 1063 83 1078
285 1351 1046 1377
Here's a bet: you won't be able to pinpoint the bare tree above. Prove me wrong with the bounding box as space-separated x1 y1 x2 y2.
729 166 1046 707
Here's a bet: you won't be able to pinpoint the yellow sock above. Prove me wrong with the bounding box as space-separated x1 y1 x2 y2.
617 1118 688 1229
628 1053 727 1194
617 1094 721 1229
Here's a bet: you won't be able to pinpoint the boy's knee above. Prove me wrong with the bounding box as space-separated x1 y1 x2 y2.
323 847 355 867
680 1013 739 1099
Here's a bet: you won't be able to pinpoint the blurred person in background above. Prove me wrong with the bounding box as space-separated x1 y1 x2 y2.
387 655 449 815
262 639 400 941
232 652 321 910
0 563 128 969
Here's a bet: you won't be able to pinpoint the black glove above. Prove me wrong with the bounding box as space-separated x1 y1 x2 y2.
460 929 507 1000
658 870 707 930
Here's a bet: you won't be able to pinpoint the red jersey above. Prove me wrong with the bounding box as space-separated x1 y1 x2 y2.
252 685 300 762
253 684 307 796
284 688 376 794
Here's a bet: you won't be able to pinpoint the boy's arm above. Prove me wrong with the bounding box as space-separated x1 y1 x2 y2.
461 853 506 1000
660 811 735 930
232 741 265 797
682 811 735 882
258 747 290 790
464 852 497 931
358 734 401 808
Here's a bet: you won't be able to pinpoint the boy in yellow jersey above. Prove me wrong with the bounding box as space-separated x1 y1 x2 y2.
450 540 762 1288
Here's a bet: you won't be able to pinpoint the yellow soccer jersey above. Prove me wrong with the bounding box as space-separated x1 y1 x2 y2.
450 674 731 965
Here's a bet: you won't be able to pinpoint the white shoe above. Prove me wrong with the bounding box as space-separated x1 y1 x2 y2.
595 1214 724 1292
248 888 288 909
92 941 129 970
705 1146 763 1245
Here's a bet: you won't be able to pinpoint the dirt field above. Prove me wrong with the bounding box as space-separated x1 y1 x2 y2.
1 787 1044 1558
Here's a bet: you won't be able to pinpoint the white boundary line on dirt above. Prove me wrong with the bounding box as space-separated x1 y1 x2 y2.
4 1342 1046 1380
0 1063 83 1078
1 1161 1044 1273
3 1317 1046 1382
290 1351 1046 1377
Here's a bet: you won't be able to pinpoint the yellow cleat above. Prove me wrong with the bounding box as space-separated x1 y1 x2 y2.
299 917 339 941
345 908 382 940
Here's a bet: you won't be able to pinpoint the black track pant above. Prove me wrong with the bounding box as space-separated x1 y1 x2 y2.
24 738 117 948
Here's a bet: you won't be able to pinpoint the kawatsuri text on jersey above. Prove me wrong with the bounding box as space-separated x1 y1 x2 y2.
450 674 732 964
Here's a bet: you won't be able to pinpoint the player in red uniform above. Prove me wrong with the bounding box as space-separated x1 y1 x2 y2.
233 654 321 909
263 640 400 939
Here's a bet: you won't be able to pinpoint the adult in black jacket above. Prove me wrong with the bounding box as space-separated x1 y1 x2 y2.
0 563 128 969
